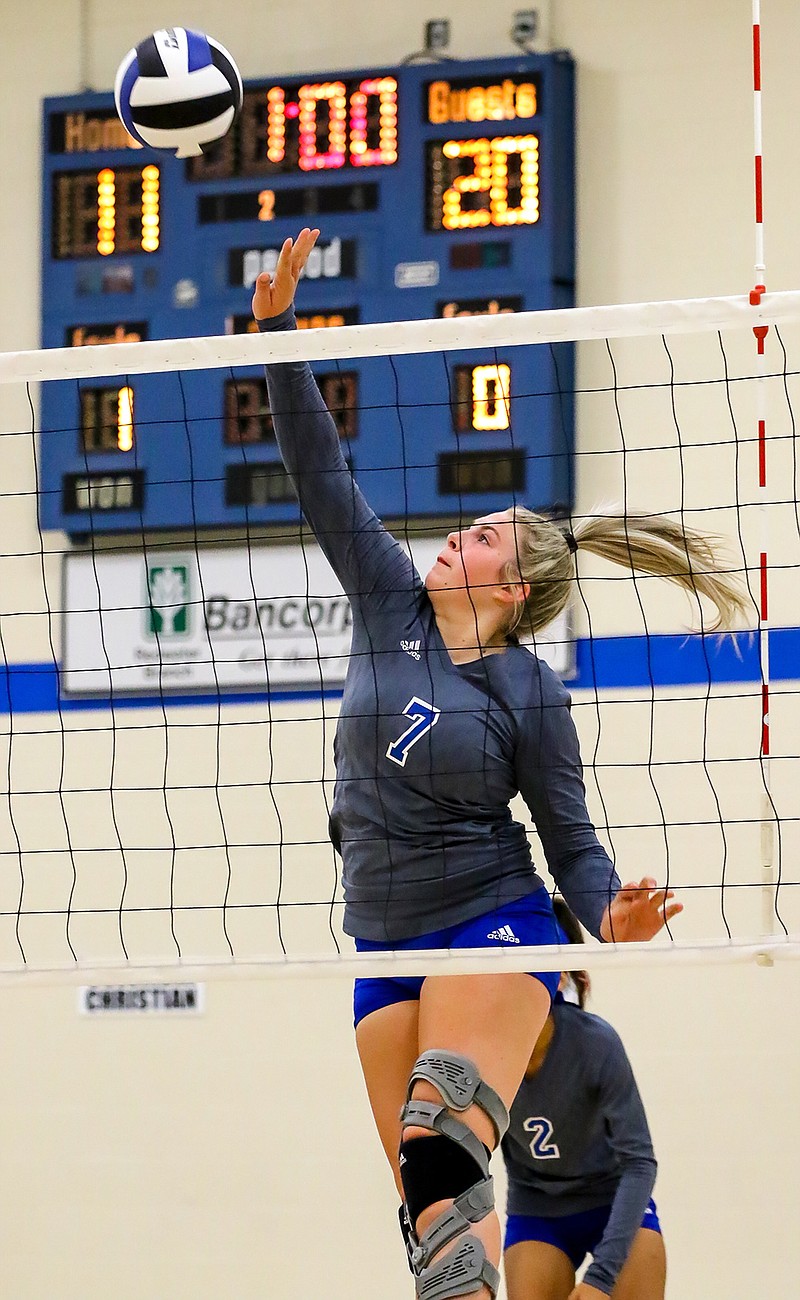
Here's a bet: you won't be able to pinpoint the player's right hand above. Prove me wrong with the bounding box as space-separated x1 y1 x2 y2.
251 227 320 320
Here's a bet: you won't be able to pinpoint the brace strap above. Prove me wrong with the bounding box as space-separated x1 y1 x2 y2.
410 1176 495 1273
415 1234 500 1300
398 1203 416 1274
407 1051 509 1144
399 1100 490 1174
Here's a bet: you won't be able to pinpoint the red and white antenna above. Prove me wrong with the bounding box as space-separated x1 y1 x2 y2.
748 0 776 950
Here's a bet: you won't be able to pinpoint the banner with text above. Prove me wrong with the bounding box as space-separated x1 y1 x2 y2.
63 539 573 696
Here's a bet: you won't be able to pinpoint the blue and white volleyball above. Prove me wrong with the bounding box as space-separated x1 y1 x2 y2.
114 28 242 157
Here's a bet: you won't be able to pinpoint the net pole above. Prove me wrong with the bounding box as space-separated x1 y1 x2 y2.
750 0 776 952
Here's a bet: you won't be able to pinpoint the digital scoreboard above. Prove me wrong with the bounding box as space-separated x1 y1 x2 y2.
39 54 575 535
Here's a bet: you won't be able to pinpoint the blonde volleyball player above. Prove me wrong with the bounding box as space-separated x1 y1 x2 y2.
253 229 746 1300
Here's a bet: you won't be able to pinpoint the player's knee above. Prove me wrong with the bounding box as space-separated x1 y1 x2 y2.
398 1050 504 1225
399 1132 489 1226
395 1050 507 1298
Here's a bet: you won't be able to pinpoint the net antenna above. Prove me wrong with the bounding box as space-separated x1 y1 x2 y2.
0 292 799 985
749 0 780 957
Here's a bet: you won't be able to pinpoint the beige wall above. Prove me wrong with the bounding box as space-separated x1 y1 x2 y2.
0 2 799 1297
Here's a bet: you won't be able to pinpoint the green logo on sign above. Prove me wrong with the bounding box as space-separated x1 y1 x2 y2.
146 562 191 638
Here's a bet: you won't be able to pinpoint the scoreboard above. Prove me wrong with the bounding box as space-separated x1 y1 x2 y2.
39 54 575 536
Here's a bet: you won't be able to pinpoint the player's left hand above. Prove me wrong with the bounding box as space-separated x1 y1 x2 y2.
567 1284 609 1300
599 876 682 943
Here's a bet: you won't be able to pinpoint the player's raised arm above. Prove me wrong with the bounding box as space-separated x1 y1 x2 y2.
252 228 415 604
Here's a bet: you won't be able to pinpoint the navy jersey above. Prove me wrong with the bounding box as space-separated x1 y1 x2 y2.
502 999 658 1293
261 309 621 942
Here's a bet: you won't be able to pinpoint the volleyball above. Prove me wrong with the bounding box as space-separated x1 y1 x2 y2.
114 27 242 157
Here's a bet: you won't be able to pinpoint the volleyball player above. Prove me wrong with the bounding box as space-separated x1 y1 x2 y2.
252 229 748 1300
502 900 666 1300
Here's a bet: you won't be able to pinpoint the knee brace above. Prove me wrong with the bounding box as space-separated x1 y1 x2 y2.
399 1134 489 1228
397 1051 509 1299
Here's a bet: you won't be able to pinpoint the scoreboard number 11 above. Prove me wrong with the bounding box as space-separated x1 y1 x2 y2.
53 165 160 259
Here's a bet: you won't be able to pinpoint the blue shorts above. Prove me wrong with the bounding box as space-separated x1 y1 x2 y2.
353 888 564 1027
504 1198 662 1268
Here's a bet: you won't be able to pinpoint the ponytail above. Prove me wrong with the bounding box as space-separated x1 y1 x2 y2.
504 505 752 639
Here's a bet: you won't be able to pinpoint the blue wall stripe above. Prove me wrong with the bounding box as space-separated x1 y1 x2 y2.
572 626 792 688
0 627 797 713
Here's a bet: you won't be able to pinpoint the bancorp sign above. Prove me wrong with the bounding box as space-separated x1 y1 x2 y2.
63 538 573 697
63 543 356 695
204 593 352 638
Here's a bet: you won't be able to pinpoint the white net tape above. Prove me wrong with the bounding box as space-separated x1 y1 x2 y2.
2 290 800 383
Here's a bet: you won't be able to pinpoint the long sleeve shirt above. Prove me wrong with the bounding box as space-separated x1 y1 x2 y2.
503 999 658 1295
260 307 621 941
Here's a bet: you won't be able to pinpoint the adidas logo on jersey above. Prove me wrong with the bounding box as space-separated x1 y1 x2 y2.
400 639 421 660
486 924 520 944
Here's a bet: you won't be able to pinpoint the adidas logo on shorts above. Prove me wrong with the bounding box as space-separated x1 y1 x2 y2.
486 924 520 944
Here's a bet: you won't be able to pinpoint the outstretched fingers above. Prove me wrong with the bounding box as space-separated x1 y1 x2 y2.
290 226 320 277
602 876 683 942
643 887 683 933
251 228 321 319
632 879 683 938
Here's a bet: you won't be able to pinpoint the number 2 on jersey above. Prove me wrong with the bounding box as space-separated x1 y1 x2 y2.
386 696 441 767
523 1116 560 1160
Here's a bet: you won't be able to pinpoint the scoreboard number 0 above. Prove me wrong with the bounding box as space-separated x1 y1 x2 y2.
452 364 512 433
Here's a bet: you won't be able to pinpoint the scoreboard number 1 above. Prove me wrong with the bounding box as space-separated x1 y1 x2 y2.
80 385 135 452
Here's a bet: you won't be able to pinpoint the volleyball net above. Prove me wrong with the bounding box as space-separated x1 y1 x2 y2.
0 291 798 981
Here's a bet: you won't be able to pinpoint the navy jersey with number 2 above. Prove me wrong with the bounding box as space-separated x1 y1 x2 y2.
503 998 658 1294
260 308 621 942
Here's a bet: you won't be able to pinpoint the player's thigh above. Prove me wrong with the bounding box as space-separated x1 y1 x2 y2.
613 1227 667 1300
355 998 420 1192
504 1239 575 1300
415 972 551 1148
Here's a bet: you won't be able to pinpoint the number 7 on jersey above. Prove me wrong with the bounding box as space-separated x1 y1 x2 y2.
386 696 441 767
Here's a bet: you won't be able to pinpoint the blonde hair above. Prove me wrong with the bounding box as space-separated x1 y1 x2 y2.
503 505 753 639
